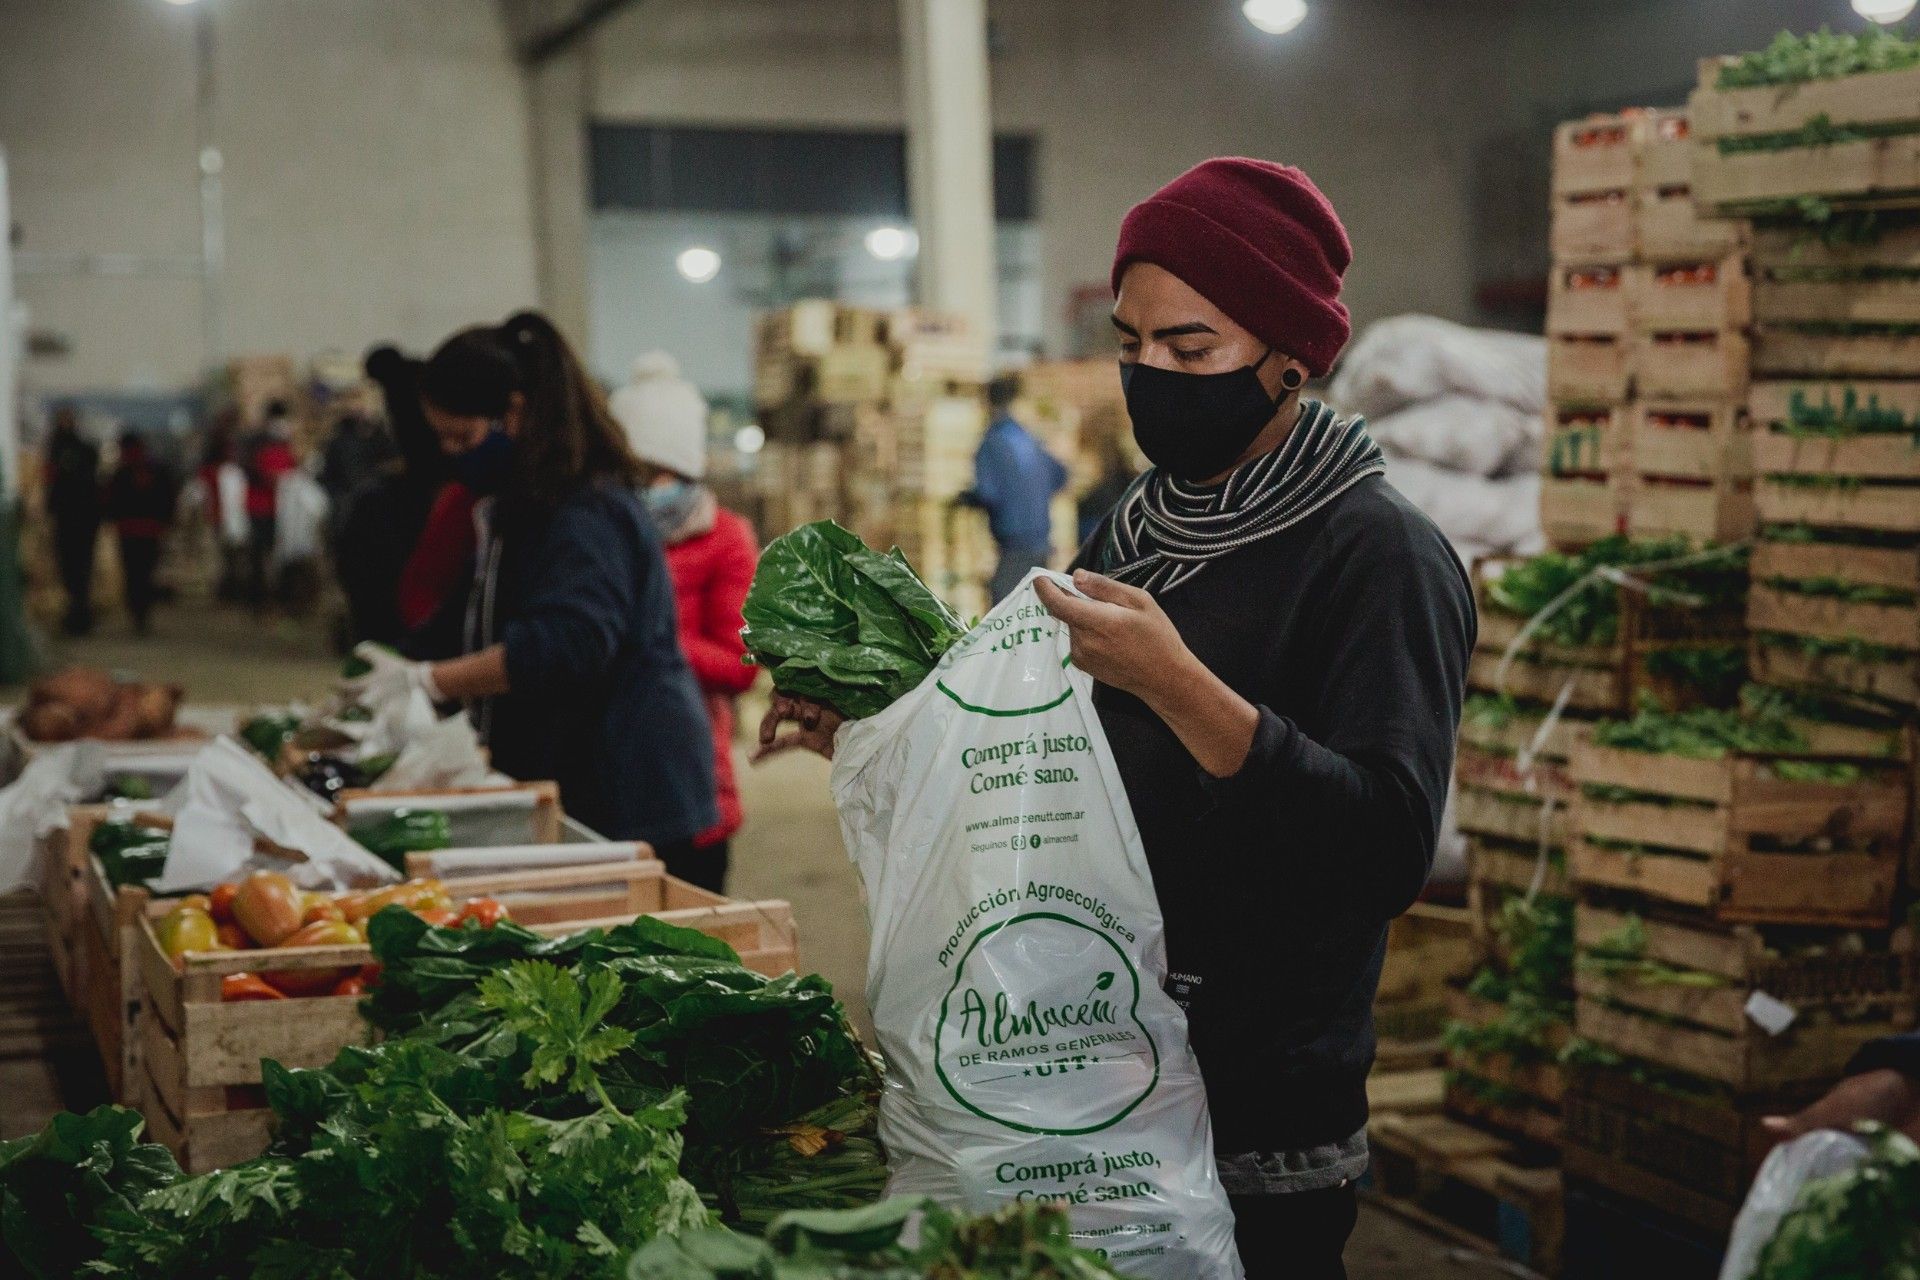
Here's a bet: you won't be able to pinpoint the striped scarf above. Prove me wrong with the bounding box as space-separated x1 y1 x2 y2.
1099 399 1385 594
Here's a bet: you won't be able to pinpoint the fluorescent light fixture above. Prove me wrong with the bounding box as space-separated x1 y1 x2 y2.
864 225 917 261
1854 0 1917 21
1242 0 1307 35
675 246 721 284
162 0 200 7
734 424 766 454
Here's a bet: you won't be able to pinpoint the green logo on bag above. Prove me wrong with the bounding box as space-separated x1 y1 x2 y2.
933 912 1160 1136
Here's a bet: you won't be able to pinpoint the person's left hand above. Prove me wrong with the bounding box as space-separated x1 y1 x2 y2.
1763 1068 1920 1146
340 642 441 709
1032 570 1194 703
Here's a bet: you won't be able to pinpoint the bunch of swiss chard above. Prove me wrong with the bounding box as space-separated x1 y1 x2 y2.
1485 535 1747 649
360 908 887 1227
1753 1123 1920 1280
741 520 969 719
628 1197 1121 1279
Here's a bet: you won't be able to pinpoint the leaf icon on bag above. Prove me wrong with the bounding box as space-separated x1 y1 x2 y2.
1085 971 1115 1000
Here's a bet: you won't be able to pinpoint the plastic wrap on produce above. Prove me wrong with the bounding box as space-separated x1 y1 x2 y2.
831 570 1243 1280
1719 1128 1871 1280
0 743 100 892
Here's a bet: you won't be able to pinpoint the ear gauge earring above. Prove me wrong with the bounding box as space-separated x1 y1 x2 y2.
1280 368 1305 391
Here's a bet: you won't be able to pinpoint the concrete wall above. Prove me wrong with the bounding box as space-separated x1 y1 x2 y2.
1 0 541 397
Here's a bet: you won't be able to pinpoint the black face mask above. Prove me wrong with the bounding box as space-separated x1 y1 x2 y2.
1120 349 1285 482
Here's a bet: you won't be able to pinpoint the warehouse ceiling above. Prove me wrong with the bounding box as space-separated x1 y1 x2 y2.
499 0 644 65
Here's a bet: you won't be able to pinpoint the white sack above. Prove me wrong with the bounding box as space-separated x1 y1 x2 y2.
1368 395 1542 479
158 737 400 892
272 469 330 568
216 464 250 547
1330 315 1547 421
1383 456 1546 563
0 744 101 892
831 571 1242 1280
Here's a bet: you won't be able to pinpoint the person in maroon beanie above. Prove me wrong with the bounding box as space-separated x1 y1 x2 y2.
761 158 1475 1278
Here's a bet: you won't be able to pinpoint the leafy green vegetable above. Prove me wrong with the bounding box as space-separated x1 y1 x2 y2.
0 1105 180 1280
741 520 968 719
339 653 374 680
627 1198 1122 1279
1719 27 1920 89
1590 696 1807 758
89 819 172 890
105 775 156 802
1643 644 1747 703
1753 1123 1920 1280
1485 536 1747 648
348 808 451 867
238 713 302 763
1718 114 1920 157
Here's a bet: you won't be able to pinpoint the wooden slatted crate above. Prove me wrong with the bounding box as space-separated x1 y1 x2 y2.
1626 257 1752 333
1366 1109 1565 1276
332 781 564 848
1553 191 1633 262
1546 403 1627 477
1690 58 1920 211
1549 335 1631 403
1540 475 1626 549
127 861 800 1172
1568 740 1910 926
1753 223 1920 327
1635 186 1750 262
1753 431 1920 536
1549 264 1629 336
1754 329 1920 380
1749 543 1919 652
1631 330 1750 399
1573 904 1914 1093
1554 113 1645 197
1628 400 1751 481
1626 475 1757 544
1561 1065 1821 1236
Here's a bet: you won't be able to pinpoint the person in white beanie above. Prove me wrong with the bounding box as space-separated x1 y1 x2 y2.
608 352 760 892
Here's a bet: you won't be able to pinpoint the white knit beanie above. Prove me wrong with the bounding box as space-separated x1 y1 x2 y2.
608 351 708 480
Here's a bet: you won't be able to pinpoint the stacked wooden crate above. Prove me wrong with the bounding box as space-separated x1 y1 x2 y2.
1560 686 1914 1235
1546 109 1757 550
753 301 993 611
1546 115 1638 547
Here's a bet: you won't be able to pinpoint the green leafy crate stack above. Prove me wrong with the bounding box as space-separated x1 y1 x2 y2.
1371 901 1478 1059
1746 380 1920 710
41 805 173 1100
1689 29 1920 219
122 860 800 1174
1567 696 1913 928
1454 694 1585 892
1464 539 1751 721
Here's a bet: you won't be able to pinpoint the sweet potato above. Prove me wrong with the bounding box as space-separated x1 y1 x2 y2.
28 666 116 729
128 682 184 738
18 700 81 743
91 687 146 742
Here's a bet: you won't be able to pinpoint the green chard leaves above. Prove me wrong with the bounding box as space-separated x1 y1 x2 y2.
740 520 968 719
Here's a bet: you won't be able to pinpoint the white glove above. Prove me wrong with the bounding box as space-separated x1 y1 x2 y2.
340 642 443 709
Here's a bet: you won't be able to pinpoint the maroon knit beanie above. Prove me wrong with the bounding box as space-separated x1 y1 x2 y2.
1112 158 1352 377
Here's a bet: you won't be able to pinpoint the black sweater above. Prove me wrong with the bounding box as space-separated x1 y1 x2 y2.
1083 474 1475 1154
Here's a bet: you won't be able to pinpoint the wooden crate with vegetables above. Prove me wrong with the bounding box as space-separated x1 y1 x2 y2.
1547 403 1627 478
1469 546 1750 716
1554 113 1645 197
1548 334 1631 403
1572 903 1915 1093
332 781 564 866
1752 221 1920 328
126 861 801 1173
1628 399 1751 481
1560 1062 1822 1235
1549 263 1630 336
1634 184 1749 262
1625 256 1752 334
1626 475 1757 545
1689 34 1920 213
1568 733 1911 928
1540 475 1625 549
1752 412 1920 536
1630 329 1750 399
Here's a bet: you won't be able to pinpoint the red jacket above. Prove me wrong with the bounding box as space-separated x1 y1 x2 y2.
399 483 479 634
245 438 297 518
664 506 759 847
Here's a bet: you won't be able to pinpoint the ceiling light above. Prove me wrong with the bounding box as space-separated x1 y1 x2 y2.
675 246 721 284
734 424 766 455
162 0 200 7
1242 0 1307 35
864 226 917 261
1854 0 1917 22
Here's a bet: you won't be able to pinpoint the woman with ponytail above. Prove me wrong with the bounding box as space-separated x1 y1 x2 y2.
347 311 718 857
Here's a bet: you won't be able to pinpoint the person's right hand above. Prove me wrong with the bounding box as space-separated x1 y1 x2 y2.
1763 1069 1920 1145
753 692 844 762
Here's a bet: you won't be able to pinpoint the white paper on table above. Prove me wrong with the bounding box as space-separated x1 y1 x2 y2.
0 743 102 892
157 737 401 892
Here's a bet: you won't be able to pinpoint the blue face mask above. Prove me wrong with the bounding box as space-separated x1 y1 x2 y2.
640 479 694 515
455 424 514 495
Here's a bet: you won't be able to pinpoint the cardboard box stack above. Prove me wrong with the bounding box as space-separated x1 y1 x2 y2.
1545 109 1757 551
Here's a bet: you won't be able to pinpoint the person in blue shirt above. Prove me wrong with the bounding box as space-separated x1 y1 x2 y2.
963 373 1068 602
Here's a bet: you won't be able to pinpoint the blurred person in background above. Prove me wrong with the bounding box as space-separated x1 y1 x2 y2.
327 347 456 650
342 312 717 855
609 351 758 892
1077 432 1137 546
102 430 179 635
44 403 101 636
241 399 299 615
197 408 246 602
961 372 1067 602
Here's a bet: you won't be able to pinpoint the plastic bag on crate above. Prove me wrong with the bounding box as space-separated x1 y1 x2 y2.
1718 1128 1871 1280
830 570 1243 1280
0 743 101 892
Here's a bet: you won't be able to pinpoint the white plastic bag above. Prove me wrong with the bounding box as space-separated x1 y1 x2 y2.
159 737 400 892
371 710 491 792
1718 1128 1872 1280
0 743 101 892
1367 394 1542 479
1329 314 1547 420
831 571 1243 1280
